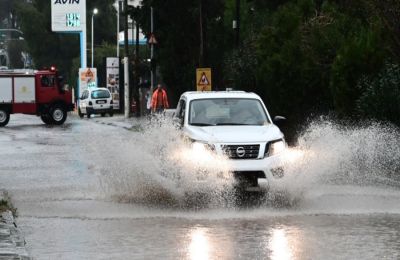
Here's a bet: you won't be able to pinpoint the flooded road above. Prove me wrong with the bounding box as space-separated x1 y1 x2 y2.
1 114 400 259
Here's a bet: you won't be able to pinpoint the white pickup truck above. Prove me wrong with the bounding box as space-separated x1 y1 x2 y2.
174 91 287 191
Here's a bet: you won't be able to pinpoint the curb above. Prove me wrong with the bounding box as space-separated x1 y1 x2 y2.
92 118 137 130
0 192 32 259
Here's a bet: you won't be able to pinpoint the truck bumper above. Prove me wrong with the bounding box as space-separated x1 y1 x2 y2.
226 153 285 180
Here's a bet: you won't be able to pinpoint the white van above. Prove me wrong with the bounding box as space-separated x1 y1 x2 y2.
175 91 287 191
78 88 113 118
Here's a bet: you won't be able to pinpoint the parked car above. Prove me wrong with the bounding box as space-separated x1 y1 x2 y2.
78 88 113 118
174 91 287 191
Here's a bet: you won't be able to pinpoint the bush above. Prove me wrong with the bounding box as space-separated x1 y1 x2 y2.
356 62 400 125
330 26 385 116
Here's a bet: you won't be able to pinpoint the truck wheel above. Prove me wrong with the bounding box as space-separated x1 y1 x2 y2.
87 113 91 119
109 112 113 117
101 113 106 117
0 109 10 127
78 108 84 119
50 104 67 125
41 114 53 125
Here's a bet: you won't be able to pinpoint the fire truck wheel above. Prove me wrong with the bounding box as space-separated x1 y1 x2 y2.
78 108 84 119
0 109 10 127
50 104 67 125
40 114 53 125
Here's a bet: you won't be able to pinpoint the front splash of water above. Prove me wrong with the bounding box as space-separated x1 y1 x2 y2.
89 116 235 207
87 116 400 210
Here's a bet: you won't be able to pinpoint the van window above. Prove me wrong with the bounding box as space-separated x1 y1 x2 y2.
91 90 110 99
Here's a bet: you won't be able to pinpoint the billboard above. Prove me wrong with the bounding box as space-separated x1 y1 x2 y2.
51 0 86 32
79 68 97 97
106 58 120 110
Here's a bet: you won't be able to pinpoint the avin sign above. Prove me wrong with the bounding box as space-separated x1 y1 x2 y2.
51 0 86 32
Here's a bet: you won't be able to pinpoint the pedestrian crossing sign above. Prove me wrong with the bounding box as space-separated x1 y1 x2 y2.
196 68 212 91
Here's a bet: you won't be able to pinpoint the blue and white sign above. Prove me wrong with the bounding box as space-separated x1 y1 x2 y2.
51 0 86 32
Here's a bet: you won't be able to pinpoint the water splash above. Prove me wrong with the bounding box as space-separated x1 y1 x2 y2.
86 116 400 210
89 116 235 208
272 119 400 207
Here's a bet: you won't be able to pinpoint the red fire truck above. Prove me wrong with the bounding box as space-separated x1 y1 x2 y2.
0 67 74 127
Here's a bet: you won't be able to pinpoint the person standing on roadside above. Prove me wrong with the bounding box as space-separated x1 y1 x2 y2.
151 83 169 113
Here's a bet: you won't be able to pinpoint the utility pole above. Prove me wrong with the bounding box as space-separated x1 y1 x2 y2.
123 0 130 118
130 6 141 117
150 7 155 94
199 0 204 67
234 0 240 47
117 0 121 58
135 9 140 117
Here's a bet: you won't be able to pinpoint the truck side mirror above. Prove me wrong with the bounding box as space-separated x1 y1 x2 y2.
273 116 286 122
273 116 286 128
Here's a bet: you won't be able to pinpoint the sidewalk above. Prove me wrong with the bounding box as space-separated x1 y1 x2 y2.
90 114 145 130
0 191 31 260
69 109 175 130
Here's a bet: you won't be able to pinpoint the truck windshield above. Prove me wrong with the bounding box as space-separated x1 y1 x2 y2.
91 90 110 99
189 98 270 126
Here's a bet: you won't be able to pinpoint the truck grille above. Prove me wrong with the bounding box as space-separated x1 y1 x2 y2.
222 144 260 159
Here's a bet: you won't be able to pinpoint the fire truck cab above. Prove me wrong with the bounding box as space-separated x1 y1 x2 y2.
0 67 74 127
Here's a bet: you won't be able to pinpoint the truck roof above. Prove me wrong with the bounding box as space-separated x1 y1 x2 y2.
180 91 262 101
0 69 36 75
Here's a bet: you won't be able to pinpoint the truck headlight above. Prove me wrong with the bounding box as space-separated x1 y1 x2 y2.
266 140 286 157
192 141 215 154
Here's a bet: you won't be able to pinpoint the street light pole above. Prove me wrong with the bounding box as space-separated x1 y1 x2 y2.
150 7 154 93
91 8 98 68
123 0 130 118
117 0 121 58
117 3 119 58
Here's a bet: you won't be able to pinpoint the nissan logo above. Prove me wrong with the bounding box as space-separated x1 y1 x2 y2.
236 147 246 158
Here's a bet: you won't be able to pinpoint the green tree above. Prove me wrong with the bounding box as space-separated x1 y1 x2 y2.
330 26 386 115
356 62 400 124
14 0 117 77
138 0 226 103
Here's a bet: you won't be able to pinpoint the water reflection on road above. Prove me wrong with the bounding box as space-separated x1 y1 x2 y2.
0 115 400 259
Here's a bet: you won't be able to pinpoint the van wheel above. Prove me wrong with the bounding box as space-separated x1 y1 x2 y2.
41 114 53 125
78 108 84 118
50 104 67 125
0 109 10 127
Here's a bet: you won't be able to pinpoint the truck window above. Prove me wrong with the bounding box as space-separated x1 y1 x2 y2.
189 98 269 126
175 99 186 126
41 75 55 87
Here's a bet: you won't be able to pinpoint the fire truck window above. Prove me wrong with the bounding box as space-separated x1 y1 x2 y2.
41 76 55 87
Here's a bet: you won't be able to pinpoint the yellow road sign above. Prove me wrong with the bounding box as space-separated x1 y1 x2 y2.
196 68 212 91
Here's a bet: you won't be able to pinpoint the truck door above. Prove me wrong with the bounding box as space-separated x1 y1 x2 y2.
36 73 58 105
13 76 36 114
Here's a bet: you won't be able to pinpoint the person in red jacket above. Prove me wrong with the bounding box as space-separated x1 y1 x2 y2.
151 84 169 113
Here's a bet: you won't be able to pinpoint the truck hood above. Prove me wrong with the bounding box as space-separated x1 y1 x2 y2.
184 124 284 143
